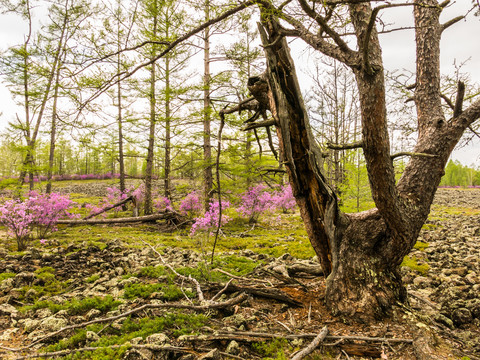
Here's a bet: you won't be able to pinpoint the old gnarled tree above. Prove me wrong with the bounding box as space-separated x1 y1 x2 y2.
226 0 480 322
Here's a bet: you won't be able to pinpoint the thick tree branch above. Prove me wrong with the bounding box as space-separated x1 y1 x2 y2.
441 15 464 33
242 119 276 130
327 141 363 150
453 80 465 117
296 0 353 54
391 152 438 160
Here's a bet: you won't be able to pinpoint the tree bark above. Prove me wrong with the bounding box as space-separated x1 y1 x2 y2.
203 0 213 209
254 15 407 321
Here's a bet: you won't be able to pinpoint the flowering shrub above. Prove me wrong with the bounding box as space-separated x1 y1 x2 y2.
153 196 173 212
0 192 76 251
237 185 275 223
190 200 231 236
271 184 296 213
179 191 202 218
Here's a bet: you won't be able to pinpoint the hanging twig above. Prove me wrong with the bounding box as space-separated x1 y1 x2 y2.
211 110 225 264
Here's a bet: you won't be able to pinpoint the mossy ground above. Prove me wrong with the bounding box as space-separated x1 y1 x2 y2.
1 184 479 359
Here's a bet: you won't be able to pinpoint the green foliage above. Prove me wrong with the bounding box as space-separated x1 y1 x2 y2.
440 160 480 187
85 274 100 283
22 295 122 315
401 255 430 275
337 150 374 213
46 312 207 356
137 265 167 278
0 272 16 282
253 338 292 360
123 282 193 300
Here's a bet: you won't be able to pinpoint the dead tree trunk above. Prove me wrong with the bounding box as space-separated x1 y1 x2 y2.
251 17 405 321
247 0 480 321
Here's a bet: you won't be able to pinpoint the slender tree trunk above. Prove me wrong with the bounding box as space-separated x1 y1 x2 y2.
144 1 158 215
203 0 213 209
164 55 171 199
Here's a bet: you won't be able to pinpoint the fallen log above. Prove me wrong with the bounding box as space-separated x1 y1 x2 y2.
290 326 328 360
57 212 181 225
207 283 302 307
83 195 133 220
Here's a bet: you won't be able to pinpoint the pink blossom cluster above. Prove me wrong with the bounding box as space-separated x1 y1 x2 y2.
179 191 202 217
190 200 231 236
237 184 296 223
153 196 173 212
0 192 76 250
271 184 296 213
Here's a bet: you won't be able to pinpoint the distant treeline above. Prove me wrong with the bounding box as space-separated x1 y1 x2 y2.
439 160 480 187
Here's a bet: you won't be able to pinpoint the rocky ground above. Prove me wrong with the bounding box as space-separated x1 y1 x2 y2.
0 188 479 359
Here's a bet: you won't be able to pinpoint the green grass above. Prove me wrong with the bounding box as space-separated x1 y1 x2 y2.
22 295 122 315
123 282 193 300
401 255 430 275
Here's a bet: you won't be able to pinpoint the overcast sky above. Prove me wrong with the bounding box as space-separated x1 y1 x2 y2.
1 1 479 165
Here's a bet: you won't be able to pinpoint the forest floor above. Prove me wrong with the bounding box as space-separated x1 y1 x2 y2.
0 183 479 360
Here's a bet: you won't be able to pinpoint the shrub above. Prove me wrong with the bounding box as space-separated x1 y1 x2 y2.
271 184 296 213
179 191 202 218
190 199 231 236
237 185 274 223
0 192 76 250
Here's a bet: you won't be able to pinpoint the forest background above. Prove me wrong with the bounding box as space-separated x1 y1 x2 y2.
0 0 479 208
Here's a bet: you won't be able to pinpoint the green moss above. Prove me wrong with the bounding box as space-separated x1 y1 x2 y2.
86 274 100 283
253 338 292 360
22 295 122 315
46 312 207 355
0 272 16 282
413 241 429 251
401 255 430 275
137 265 168 278
123 283 193 300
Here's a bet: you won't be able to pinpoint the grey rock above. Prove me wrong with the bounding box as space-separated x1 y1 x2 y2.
145 332 169 345
0 303 20 319
0 277 14 293
85 308 101 321
226 340 240 355
198 349 221 360
452 308 473 326
122 348 153 360
86 331 100 342
434 313 454 329
41 316 68 331
35 308 53 319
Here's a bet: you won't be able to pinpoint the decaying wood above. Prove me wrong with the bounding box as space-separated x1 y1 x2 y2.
207 282 302 307
290 325 328 360
339 343 381 357
82 195 133 220
57 212 180 225
179 330 413 344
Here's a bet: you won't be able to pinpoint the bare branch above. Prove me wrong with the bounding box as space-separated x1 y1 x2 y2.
242 119 276 131
391 152 438 160
440 93 454 110
327 141 364 150
441 15 465 32
290 326 328 360
453 80 465 117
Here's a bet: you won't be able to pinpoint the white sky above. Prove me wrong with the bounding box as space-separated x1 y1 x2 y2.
1 1 479 165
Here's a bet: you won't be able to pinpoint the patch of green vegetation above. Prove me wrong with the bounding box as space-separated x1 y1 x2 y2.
85 274 100 283
137 265 167 278
123 282 193 300
22 295 122 315
431 205 480 216
413 241 429 251
253 338 292 360
401 255 429 275
213 255 260 276
0 272 16 282
46 312 207 356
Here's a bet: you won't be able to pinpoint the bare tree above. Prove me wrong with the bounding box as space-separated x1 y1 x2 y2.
238 0 480 321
